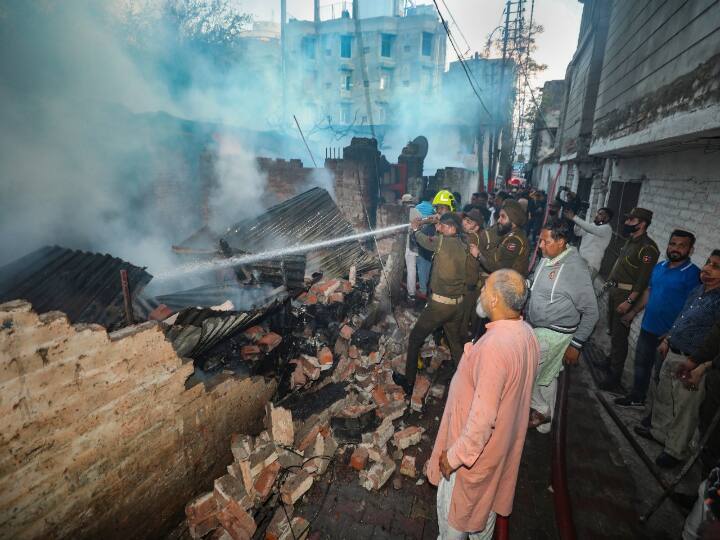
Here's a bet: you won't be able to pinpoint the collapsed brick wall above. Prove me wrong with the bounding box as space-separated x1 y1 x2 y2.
0 300 276 540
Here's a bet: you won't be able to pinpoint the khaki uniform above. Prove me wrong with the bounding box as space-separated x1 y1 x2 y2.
479 226 530 277
606 233 660 384
460 230 487 337
405 230 467 385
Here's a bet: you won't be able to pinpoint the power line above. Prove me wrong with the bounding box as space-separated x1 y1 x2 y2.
431 0 494 121
440 0 472 55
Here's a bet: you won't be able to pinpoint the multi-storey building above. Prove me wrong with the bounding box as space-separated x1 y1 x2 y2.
284 1 446 130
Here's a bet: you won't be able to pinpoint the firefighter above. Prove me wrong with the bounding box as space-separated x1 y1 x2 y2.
394 211 467 395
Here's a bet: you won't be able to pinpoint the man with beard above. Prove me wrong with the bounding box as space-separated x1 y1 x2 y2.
612 230 700 408
564 206 614 278
460 209 490 339
599 207 660 392
471 200 530 277
635 250 720 468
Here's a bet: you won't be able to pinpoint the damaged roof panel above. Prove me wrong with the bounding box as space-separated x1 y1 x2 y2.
0 245 152 329
222 187 378 278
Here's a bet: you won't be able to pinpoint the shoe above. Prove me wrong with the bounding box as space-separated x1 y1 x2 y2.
614 395 645 408
641 415 651 428
634 425 660 443
655 451 682 469
599 378 623 393
392 372 414 396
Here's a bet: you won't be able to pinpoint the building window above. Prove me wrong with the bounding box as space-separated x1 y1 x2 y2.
340 35 352 58
379 67 393 90
301 36 316 59
403 44 411 53
381 34 394 58
341 103 353 124
422 32 433 56
341 70 353 91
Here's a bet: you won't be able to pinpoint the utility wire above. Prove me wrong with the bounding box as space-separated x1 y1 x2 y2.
440 0 472 55
293 114 318 167
431 0 494 122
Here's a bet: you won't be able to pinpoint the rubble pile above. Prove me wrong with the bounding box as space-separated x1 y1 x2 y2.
183 273 454 539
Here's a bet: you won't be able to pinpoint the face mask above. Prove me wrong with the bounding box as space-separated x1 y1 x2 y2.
623 223 639 236
476 297 488 318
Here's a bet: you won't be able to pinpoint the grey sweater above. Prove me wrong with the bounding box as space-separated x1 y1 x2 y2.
526 247 599 350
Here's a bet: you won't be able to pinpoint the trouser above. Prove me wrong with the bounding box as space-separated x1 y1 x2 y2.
405 299 464 386
650 351 705 460
630 329 662 401
405 249 418 297
607 288 631 384
531 379 557 435
460 287 479 340
700 369 720 474
681 479 707 540
437 472 496 540
417 257 432 295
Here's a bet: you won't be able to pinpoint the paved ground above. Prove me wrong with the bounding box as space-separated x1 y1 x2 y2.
292 337 692 539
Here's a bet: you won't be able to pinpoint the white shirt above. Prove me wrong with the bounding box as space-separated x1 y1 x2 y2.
573 216 613 272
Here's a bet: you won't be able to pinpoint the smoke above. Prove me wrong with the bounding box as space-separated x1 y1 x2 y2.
0 1 322 276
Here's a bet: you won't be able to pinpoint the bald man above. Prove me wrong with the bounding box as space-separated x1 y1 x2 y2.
428 269 540 540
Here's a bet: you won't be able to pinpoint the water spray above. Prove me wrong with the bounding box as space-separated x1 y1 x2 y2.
155 223 410 281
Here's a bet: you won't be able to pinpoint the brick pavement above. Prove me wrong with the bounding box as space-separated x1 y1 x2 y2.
289 353 687 540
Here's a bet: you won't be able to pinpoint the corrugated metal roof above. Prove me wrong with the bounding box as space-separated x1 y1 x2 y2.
0 245 152 329
220 187 378 278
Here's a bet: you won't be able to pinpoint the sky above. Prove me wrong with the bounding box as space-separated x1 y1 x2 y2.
239 0 584 86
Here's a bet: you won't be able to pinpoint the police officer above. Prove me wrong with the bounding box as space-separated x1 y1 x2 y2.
472 199 530 277
600 207 660 391
460 209 486 338
393 212 467 395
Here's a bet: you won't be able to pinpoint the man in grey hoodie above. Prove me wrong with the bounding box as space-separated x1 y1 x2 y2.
526 219 599 432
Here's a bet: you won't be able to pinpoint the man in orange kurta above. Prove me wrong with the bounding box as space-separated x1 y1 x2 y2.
427 269 540 538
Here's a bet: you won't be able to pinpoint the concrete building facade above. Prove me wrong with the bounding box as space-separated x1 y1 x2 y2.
527 0 720 377
284 4 446 130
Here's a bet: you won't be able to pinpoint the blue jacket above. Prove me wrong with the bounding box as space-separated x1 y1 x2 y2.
415 201 434 218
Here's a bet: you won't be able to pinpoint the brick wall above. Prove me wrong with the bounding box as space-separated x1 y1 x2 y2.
257 157 315 204
0 300 275 540
325 159 373 232
375 203 410 257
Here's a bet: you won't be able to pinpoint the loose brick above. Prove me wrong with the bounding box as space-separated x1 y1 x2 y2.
332 355 355 382
350 447 369 471
359 455 395 491
399 455 417 478
253 460 281 502
243 326 265 342
317 346 333 368
249 445 279 479
265 403 294 447
185 491 217 523
231 434 254 462
258 333 282 353
340 325 354 340
410 375 431 412
373 417 395 448
429 384 445 399
214 474 253 511
217 499 256 540
265 506 294 540
280 470 314 505
393 426 425 450
240 345 261 361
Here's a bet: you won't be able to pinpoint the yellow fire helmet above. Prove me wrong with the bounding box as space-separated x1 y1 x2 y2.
432 190 456 211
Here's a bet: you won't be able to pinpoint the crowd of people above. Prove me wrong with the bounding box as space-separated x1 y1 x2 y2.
393 186 719 539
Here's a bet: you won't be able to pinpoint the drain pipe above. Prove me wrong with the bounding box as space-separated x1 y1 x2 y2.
552 369 576 540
